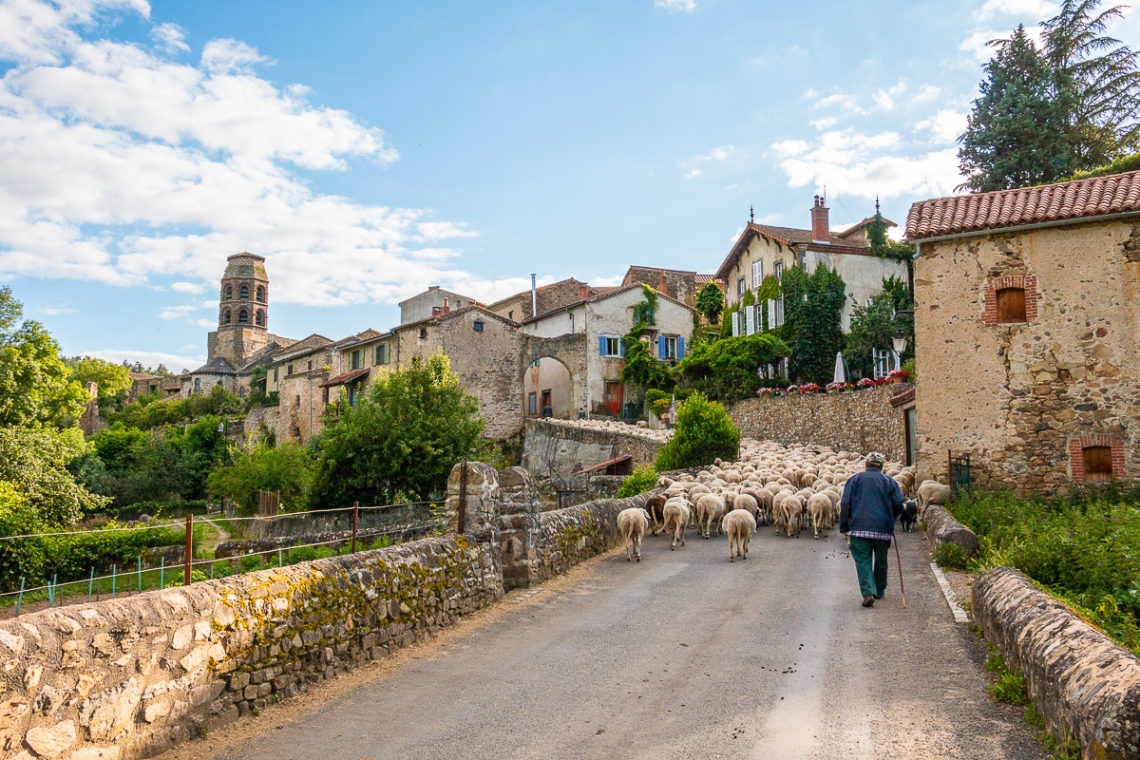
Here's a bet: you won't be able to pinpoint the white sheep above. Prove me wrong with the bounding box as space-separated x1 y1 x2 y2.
721 509 757 562
695 493 726 539
662 498 690 550
617 507 651 562
917 480 951 513
806 493 833 539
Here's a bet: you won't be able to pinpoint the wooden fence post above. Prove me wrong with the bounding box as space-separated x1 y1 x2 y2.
184 514 193 586
351 501 359 553
458 459 468 535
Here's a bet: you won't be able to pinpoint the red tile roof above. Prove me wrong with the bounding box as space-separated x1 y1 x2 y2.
320 368 370 388
907 171 1140 240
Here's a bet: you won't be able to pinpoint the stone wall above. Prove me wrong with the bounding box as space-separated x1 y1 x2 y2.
725 385 906 461
914 219 1140 493
973 567 1140 759
243 503 434 540
521 418 663 480
0 537 500 760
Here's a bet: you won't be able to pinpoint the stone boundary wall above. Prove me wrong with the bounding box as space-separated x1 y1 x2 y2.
245 502 433 540
725 385 906 460
922 505 979 556
521 418 664 479
0 537 501 760
973 567 1140 760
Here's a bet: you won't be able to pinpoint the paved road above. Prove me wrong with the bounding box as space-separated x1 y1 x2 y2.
193 527 1047 760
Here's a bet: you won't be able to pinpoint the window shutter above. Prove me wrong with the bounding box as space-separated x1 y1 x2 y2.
677 336 685 360
767 299 776 330
599 336 606 355
745 305 755 335
752 260 762 289
657 335 666 359
732 311 740 337
619 338 625 357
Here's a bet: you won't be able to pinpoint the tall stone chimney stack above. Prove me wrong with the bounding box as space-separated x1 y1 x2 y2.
810 195 830 244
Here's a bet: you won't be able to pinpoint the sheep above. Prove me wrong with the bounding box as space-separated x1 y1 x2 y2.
695 493 726 539
733 493 760 524
916 480 951 513
721 509 757 562
644 494 667 535
662 498 690 550
807 492 833 539
617 507 650 562
777 494 804 538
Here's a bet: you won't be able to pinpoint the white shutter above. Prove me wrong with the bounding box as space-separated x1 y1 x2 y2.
767 299 776 330
732 311 740 337
752 260 762 289
745 306 755 335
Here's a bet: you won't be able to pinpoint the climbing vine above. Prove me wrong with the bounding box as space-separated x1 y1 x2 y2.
620 285 672 394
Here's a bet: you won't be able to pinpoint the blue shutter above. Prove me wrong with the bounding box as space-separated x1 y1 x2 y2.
677 336 685 360
657 335 666 359
618 339 624 357
599 336 606 355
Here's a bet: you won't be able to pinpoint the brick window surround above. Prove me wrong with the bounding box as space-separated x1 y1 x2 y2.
1069 433 1126 483
982 273 1038 326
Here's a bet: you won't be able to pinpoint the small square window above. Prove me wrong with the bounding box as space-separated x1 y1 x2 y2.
287 364 294 376
419 327 427 339
997 287 1027 323
474 320 484 332
1083 446 1113 481
602 336 621 357
737 277 746 297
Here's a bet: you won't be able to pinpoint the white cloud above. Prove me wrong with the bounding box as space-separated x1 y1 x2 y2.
589 274 624 288
960 29 1006 61
772 139 809 158
678 145 736 178
0 0 507 309
654 0 697 12
915 109 968 144
814 93 866 115
42 305 76 315
976 0 1057 22
913 84 942 103
151 22 189 53
775 129 962 201
684 169 702 179
747 55 766 66
194 318 213 329
171 281 203 294
872 81 907 111
86 348 205 372
158 304 196 320
810 117 837 130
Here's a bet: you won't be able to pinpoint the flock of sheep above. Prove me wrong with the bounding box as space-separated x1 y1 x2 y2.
616 440 951 564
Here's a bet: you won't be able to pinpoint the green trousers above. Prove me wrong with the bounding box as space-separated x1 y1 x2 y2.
849 536 891 598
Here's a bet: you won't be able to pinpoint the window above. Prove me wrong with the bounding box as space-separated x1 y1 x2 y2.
996 287 1027 323
775 260 784 282
238 386 246 398
775 295 784 327
239 285 249 300
238 309 248 324
347 384 359 407
322 388 329 405
600 336 622 357
752 260 763 289
294 394 301 408
256 285 265 302
737 277 746 297
865 297 874 308
287 363 294 376
307 360 312 371
1083 446 1114 482
224 285 232 300
508 310 514 320
350 349 362 370
193 378 201 393
473 320 484 332
223 310 231 325
255 310 265 327
659 335 681 361
375 343 388 365
528 392 537 416
419 327 427 339
273 367 278 383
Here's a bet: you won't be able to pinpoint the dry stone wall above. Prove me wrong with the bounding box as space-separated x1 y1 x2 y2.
973 567 1140 760
726 385 906 461
521 418 663 478
0 537 500 760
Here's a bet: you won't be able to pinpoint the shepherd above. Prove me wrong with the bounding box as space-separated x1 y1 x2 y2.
839 452 905 608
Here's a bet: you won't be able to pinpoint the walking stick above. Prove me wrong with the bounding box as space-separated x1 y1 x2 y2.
893 536 907 608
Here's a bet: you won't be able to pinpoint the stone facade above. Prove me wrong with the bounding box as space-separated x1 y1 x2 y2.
487 278 600 323
725 384 907 462
912 219 1139 492
397 286 478 326
620 266 718 308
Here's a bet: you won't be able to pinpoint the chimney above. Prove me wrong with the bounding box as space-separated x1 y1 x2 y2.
428 285 440 291
442 297 449 314
811 194 830 244
658 270 668 294
531 274 537 316
579 285 589 300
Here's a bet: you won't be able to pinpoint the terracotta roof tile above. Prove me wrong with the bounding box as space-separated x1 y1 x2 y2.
906 170 1140 239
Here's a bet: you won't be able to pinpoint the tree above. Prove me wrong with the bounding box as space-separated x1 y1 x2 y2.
695 282 725 325
0 426 109 525
675 333 790 400
1043 0 1140 165
780 265 847 385
66 357 132 398
655 392 739 471
309 351 484 506
208 441 311 515
959 26 1074 192
0 287 87 428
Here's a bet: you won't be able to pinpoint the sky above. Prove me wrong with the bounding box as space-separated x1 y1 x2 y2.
1 0 1137 372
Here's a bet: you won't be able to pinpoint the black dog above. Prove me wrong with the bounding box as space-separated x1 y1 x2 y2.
899 498 918 533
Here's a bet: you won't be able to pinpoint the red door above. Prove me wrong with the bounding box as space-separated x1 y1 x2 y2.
604 382 623 417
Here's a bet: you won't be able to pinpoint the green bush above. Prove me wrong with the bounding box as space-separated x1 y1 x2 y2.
934 542 970 570
207 441 311 516
674 333 790 400
616 465 658 498
655 392 739 471
0 481 45 591
40 523 191 589
287 546 318 564
238 554 263 573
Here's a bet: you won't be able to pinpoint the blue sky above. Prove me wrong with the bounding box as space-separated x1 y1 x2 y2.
1 0 1136 371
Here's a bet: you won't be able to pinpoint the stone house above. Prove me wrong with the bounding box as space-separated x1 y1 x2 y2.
715 197 906 333
264 334 334 443
397 286 479 325
486 277 609 323
322 328 396 407
906 170 1140 493
521 284 696 419
620 266 720 308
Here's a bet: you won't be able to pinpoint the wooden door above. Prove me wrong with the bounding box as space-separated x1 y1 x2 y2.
604 382 622 417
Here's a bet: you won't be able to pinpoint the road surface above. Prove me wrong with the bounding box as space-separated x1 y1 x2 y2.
171 527 1047 760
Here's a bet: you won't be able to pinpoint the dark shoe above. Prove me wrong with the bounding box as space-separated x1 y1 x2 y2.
874 593 884 600
862 595 875 608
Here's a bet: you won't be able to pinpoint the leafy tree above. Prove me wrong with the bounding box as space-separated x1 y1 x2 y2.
655 392 739 471
0 426 109 525
695 282 725 325
66 357 132 398
309 352 483 506
845 276 914 380
959 26 1075 191
780 264 847 385
675 333 790 400
1043 0 1140 165
0 287 87 428
208 441 311 514
0 481 46 590
620 286 674 399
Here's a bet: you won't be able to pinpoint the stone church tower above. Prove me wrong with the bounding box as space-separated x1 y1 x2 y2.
207 252 270 364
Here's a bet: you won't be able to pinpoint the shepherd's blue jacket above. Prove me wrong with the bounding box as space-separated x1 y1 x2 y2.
839 469 905 536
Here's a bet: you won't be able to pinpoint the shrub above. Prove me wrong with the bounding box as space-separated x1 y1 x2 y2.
238 554 263 573
934 542 970 570
616 465 658 498
0 481 45 591
207 441 311 516
655 392 739 471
